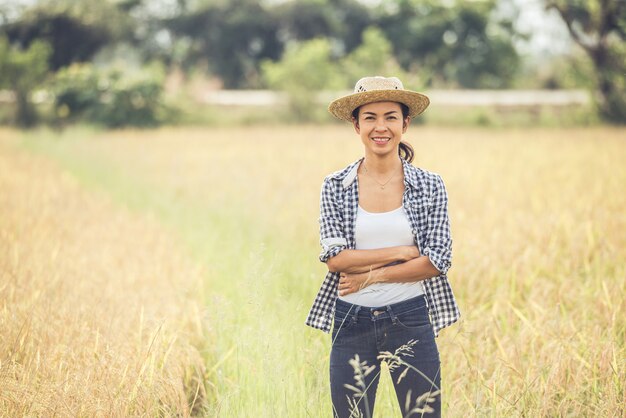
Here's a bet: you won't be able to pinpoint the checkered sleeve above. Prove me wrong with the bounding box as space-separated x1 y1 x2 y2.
422 175 452 275
318 177 347 263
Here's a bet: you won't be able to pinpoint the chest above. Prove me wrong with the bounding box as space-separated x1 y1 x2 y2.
340 178 433 247
357 173 404 212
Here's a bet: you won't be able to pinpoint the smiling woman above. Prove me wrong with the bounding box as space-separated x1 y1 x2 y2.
306 76 460 417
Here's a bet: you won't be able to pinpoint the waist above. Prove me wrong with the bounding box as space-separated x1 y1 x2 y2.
334 294 427 320
338 281 424 307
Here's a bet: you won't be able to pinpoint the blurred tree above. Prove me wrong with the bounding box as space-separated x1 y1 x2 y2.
166 0 281 88
374 0 519 88
52 63 167 128
0 0 134 71
118 0 190 69
261 38 346 120
0 37 51 127
546 0 626 123
272 0 371 53
341 26 420 86
164 0 372 87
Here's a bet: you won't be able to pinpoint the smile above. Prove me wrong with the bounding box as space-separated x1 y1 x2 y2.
371 137 391 144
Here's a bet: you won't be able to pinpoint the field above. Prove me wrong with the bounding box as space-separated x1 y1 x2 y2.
1 125 624 416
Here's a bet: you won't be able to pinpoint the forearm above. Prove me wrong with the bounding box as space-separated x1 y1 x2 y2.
326 246 416 273
337 255 442 296
370 255 441 284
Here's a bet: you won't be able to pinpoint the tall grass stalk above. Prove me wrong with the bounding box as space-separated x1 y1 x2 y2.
0 134 212 415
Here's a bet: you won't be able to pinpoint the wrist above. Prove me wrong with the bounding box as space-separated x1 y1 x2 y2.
400 246 411 262
401 246 419 261
372 267 387 284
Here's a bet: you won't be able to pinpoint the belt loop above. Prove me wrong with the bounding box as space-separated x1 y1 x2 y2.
352 305 361 324
387 305 398 325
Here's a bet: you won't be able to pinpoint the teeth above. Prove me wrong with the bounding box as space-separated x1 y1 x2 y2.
372 137 390 142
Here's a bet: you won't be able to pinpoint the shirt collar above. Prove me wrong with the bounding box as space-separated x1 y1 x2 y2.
335 158 422 191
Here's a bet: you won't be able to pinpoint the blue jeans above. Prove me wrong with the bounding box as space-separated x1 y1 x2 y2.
330 295 441 418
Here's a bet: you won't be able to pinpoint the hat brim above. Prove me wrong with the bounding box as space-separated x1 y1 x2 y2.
328 90 430 122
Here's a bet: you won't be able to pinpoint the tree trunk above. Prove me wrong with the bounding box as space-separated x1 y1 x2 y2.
15 91 38 128
548 1 626 124
590 46 626 123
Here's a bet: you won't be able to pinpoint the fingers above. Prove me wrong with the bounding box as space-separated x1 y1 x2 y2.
337 274 351 296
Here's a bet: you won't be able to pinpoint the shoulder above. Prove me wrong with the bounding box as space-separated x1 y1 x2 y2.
321 159 362 189
324 159 361 181
419 167 444 185
402 160 445 194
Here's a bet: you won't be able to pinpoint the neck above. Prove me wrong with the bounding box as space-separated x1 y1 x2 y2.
362 153 402 175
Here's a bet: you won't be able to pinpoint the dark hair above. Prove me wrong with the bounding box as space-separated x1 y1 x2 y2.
352 103 415 163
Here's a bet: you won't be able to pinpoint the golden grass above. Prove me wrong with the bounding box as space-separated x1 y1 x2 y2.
5 125 626 416
0 133 211 416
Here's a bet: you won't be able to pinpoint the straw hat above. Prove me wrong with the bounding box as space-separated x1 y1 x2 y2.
328 76 430 122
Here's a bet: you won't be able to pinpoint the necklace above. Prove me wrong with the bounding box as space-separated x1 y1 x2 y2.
362 164 398 190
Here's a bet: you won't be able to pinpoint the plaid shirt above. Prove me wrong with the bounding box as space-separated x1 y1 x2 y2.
305 158 460 336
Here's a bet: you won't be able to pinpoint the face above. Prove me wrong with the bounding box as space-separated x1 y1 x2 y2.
352 101 410 159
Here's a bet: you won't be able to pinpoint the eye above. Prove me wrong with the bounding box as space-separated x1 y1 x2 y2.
387 116 397 120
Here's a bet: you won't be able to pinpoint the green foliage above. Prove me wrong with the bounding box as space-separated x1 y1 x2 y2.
375 0 519 88
2 0 522 95
166 0 281 88
261 28 430 121
52 64 167 128
271 0 371 51
547 0 626 123
261 38 346 121
342 27 423 88
0 36 51 127
535 51 596 90
166 0 519 90
1 0 133 71
166 0 371 88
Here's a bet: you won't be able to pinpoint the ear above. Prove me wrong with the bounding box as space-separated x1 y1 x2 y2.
352 117 360 134
402 117 411 133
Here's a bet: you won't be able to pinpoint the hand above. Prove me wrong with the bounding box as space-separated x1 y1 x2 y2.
338 269 384 296
338 272 367 296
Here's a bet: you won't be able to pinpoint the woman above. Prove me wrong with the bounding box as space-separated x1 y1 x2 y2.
305 76 460 417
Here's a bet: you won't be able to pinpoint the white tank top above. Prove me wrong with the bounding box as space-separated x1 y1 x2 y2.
338 205 424 307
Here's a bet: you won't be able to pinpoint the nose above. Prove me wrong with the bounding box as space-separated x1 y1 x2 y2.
375 118 388 131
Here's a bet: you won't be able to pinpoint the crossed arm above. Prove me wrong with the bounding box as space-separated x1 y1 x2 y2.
318 174 451 297
328 247 441 297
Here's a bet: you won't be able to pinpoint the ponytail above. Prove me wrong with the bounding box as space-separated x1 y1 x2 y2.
398 103 414 163
399 141 414 163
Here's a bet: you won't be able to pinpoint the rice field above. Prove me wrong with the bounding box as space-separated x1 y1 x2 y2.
1 125 625 416
0 133 211 415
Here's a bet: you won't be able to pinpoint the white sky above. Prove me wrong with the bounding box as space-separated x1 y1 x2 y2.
509 0 571 57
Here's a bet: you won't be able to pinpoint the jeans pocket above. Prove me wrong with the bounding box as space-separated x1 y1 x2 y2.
391 321 440 362
331 311 355 339
395 306 431 330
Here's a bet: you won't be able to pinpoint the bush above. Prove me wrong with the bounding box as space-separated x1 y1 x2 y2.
261 38 346 122
261 29 428 122
0 36 51 127
52 64 167 128
342 27 421 88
